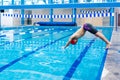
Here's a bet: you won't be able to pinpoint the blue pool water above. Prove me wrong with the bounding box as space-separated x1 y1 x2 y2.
0 26 113 80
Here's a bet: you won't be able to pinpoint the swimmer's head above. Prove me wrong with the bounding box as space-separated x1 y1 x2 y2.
70 38 78 45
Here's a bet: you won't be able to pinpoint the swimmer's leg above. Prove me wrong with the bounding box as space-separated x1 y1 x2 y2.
95 32 111 49
83 23 111 49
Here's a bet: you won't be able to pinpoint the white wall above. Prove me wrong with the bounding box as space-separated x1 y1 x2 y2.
1 9 20 27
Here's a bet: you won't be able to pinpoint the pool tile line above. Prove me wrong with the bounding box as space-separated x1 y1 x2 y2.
0 33 72 72
96 48 108 80
63 38 96 80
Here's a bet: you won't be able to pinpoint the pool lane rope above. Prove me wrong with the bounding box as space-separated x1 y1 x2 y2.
0 28 57 46
1 13 114 18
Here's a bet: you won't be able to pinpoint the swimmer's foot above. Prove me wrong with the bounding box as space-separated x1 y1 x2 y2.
106 42 111 49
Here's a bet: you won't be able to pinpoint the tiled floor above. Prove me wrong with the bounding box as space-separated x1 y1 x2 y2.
102 27 120 80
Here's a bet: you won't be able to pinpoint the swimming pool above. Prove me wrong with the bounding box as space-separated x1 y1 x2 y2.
0 26 113 80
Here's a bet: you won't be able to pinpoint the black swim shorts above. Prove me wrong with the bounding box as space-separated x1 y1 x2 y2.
83 23 98 34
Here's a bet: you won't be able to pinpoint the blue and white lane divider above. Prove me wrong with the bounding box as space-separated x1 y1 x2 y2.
96 48 108 80
0 27 54 38
0 29 52 45
0 28 61 46
63 38 96 80
0 33 73 72
1 13 114 18
80 9 110 14
0 35 6 37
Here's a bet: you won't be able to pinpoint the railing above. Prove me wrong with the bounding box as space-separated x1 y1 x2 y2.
0 0 120 6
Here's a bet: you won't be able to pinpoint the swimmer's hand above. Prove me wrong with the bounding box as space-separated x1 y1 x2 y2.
63 45 68 49
106 42 111 49
61 46 66 49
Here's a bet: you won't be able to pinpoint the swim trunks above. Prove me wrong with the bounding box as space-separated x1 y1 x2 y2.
83 23 98 34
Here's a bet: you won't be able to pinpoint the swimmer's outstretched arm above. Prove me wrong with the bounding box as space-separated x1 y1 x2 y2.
64 41 70 49
64 36 74 48
64 38 72 48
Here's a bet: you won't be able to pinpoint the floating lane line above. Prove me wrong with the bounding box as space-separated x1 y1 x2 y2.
0 33 72 72
63 38 96 80
0 28 59 46
0 35 6 37
0 28 46 38
19 32 26 35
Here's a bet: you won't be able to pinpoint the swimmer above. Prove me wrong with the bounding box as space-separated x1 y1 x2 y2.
64 23 111 49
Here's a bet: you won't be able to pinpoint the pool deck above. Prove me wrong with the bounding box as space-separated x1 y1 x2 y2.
102 27 120 80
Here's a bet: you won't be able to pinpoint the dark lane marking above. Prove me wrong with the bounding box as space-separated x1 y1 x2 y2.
96 48 108 80
0 33 72 72
63 38 96 80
